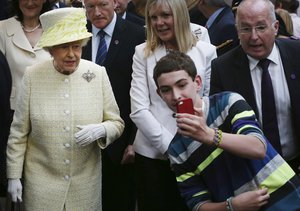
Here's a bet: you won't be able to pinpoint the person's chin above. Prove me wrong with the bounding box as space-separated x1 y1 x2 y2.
93 19 107 29
63 66 76 72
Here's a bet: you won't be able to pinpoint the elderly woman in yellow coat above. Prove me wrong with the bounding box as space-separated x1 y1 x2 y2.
6 8 124 211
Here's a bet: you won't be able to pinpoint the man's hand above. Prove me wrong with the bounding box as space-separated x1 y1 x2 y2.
176 107 214 145
8 179 22 202
232 188 270 211
75 124 106 146
121 145 135 164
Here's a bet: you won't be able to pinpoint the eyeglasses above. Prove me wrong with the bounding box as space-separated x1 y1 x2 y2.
238 22 275 35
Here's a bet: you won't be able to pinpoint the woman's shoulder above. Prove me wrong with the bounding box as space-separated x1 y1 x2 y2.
26 59 53 72
0 17 20 33
195 39 216 49
191 40 216 58
79 59 105 70
79 59 107 75
135 42 146 52
21 60 53 81
0 17 16 25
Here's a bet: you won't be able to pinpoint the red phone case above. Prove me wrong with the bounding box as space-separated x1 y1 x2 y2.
176 98 194 114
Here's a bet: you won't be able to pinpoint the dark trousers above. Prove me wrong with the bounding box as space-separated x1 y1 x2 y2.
135 153 189 211
102 151 136 211
287 155 300 176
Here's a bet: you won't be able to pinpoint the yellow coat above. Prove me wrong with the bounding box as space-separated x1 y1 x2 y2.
6 59 124 211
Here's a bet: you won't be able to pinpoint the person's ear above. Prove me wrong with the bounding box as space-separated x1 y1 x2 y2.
156 88 162 98
273 20 279 36
194 75 202 92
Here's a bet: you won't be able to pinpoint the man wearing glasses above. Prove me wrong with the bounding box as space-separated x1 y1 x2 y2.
210 0 300 176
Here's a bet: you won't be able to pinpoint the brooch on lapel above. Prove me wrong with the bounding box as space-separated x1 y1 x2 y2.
82 70 95 82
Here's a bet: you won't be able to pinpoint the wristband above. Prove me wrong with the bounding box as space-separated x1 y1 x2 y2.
226 197 234 211
212 128 222 147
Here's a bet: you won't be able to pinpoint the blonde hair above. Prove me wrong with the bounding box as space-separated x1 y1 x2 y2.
144 0 197 57
276 8 294 36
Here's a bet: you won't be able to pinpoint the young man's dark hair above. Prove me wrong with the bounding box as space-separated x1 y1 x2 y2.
153 50 197 87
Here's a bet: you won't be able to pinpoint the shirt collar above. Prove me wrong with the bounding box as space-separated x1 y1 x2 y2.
122 12 126 19
247 43 279 71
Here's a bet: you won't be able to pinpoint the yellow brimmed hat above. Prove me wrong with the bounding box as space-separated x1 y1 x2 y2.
38 8 92 48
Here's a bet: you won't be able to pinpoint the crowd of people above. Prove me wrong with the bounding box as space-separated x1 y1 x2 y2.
0 0 300 210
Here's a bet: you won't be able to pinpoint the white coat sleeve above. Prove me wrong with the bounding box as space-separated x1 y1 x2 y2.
130 45 174 154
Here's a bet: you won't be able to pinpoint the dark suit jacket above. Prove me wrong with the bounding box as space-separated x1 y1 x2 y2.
0 50 11 196
0 50 11 150
82 16 145 163
0 0 9 20
210 38 300 142
51 1 67 9
208 6 239 56
126 12 145 27
126 1 145 20
58 1 67 8
189 6 207 26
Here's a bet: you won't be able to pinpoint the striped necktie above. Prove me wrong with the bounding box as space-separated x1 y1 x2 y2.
96 30 107 66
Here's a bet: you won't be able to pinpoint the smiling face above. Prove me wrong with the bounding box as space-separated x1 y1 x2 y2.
157 70 201 112
19 0 46 20
84 0 115 29
148 2 176 49
50 41 83 74
236 0 279 59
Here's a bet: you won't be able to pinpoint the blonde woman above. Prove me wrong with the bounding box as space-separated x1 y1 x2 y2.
129 0 217 210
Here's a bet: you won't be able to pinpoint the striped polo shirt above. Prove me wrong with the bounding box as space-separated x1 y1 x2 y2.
168 92 300 210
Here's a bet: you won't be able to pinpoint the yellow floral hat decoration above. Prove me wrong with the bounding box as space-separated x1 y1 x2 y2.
38 7 92 48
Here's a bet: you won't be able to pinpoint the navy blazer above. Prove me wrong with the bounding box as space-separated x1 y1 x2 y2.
208 6 239 56
0 50 11 196
82 16 145 163
126 12 145 27
210 38 300 142
0 50 11 148
0 0 9 20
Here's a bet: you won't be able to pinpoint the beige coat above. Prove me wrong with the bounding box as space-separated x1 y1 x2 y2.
6 59 124 211
0 17 51 110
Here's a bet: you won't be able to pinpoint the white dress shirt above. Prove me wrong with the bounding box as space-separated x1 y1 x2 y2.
91 12 117 62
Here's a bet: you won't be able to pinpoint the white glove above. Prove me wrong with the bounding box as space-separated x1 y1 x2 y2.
75 124 106 146
8 179 22 202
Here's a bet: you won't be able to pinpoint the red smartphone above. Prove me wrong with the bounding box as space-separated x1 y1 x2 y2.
176 98 194 114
